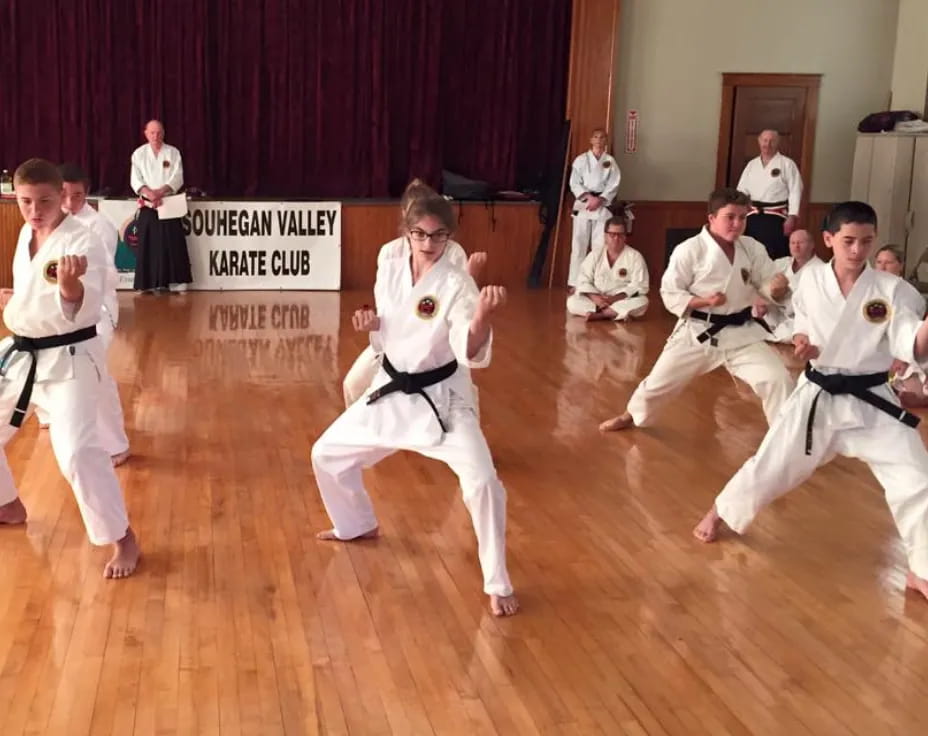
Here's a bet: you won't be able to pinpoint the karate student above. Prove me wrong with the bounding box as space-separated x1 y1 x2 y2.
0 159 139 578
599 188 794 432
130 119 192 293
568 128 620 290
312 193 518 617
694 201 928 602
567 215 649 322
873 245 928 406
35 164 131 465
737 129 803 259
342 179 486 407
755 228 822 343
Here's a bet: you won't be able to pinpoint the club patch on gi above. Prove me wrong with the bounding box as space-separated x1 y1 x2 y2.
43 259 59 284
416 295 439 320
863 298 890 323
740 268 750 283
771 168 781 177
602 160 611 169
162 160 171 169
618 268 627 277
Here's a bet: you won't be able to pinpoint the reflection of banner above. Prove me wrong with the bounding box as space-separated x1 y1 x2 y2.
98 200 341 291
186 291 342 384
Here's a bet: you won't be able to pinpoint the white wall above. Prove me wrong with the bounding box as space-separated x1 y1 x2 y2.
612 0 899 202
890 0 928 113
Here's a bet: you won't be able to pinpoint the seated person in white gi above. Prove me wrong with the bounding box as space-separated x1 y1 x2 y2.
599 188 794 433
754 228 822 343
312 192 518 617
874 245 928 407
566 216 649 322
694 201 928 602
0 159 139 578
567 128 620 291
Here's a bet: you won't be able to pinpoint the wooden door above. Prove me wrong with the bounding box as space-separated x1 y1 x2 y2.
726 86 807 186
715 73 820 223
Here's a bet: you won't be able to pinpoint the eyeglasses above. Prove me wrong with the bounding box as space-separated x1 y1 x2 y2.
605 231 626 238
408 228 450 243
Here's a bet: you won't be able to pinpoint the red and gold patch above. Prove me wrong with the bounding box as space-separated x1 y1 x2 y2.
43 259 59 284
162 160 171 169
618 268 627 277
863 299 890 323
740 268 750 283
416 295 439 320
771 168 781 177
602 160 611 169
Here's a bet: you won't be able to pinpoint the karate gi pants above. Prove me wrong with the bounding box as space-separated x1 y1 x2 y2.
0 351 130 545
311 402 512 596
35 310 129 456
568 217 606 288
714 383 928 578
567 294 649 320
625 331 794 426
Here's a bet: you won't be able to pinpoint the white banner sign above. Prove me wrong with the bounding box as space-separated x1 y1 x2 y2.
98 200 341 290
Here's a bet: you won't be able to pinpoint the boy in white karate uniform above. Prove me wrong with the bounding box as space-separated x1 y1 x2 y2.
755 228 822 343
567 215 649 322
36 164 131 465
0 159 139 578
694 201 928 602
568 128 621 290
313 193 518 617
600 188 794 433
342 180 485 407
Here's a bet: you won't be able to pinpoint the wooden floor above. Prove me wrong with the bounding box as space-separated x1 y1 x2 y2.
1 289 927 735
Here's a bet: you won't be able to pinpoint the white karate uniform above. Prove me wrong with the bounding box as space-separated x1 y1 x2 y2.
342 237 468 407
0 216 129 545
313 253 512 597
736 152 802 216
568 150 620 287
624 227 795 426
890 278 928 386
130 143 184 202
763 255 823 342
36 205 129 455
566 245 649 320
713 261 928 579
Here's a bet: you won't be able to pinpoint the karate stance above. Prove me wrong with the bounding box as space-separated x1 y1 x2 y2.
313 192 518 617
694 201 928 602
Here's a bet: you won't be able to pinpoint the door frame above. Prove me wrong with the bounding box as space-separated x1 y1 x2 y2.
715 73 821 221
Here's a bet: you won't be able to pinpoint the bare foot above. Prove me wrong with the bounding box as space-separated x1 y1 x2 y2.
490 593 519 617
585 311 610 322
104 527 140 579
111 450 131 467
599 412 634 432
906 571 928 601
0 498 27 525
693 506 728 543
316 525 380 541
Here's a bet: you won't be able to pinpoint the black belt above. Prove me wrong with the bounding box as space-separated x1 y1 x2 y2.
0 326 97 427
690 306 771 345
803 364 920 455
367 355 458 432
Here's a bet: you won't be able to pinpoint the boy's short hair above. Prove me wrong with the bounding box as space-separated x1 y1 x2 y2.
13 158 63 189
708 187 750 215
603 215 626 233
823 201 877 234
58 162 90 188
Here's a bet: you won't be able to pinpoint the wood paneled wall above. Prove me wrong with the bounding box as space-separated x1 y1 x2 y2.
0 200 543 290
547 0 622 287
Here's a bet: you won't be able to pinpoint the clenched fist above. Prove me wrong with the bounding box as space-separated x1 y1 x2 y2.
58 255 88 303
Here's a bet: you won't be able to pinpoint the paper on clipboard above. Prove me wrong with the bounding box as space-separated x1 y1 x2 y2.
157 193 188 220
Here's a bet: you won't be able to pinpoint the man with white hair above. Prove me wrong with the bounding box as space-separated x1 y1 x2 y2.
737 129 803 260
